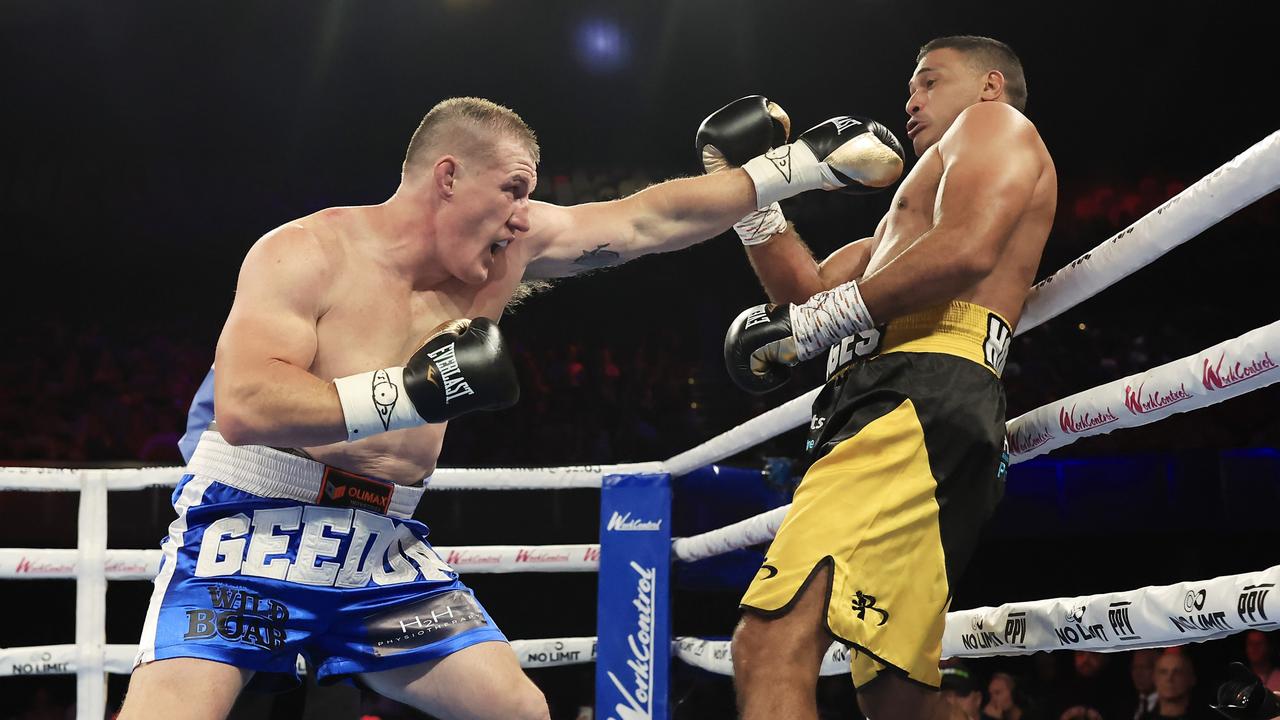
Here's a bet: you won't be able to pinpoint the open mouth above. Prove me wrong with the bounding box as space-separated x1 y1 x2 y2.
490 238 511 254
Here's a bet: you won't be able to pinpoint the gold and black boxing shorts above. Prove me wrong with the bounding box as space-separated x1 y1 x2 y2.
740 301 1012 689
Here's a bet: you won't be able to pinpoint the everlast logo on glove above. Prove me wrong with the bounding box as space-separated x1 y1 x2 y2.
426 342 476 404
829 117 863 134
743 306 772 329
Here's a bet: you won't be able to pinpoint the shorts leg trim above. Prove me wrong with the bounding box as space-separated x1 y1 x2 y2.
315 626 509 684
740 555 835 622
855 658 942 693
739 557 931 690
147 642 298 676
135 474 216 667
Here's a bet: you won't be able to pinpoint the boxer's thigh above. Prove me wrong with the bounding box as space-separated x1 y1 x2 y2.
360 640 548 720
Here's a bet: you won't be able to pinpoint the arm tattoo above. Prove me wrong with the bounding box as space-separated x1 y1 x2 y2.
571 243 621 270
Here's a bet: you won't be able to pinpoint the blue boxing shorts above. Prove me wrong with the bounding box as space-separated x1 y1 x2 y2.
133 430 507 689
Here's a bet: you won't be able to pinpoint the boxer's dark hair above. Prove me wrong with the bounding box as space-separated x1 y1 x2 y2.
404 97 540 174
918 36 1027 112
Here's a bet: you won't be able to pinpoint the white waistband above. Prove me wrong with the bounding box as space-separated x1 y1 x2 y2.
186 431 425 519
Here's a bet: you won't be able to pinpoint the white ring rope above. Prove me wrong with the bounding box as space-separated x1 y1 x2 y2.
0 544 601 580
677 564 1280 677
0 637 601 677
0 463 667 493
7 563 1274 678
672 507 790 564
674 315 1280 562
1005 318 1280 462
3 132 1276 719
1019 130 1280 331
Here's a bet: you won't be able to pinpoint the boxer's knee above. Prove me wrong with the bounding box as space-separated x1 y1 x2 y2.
507 679 550 720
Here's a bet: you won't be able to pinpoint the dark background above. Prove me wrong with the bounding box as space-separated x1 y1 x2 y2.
3 1 1278 717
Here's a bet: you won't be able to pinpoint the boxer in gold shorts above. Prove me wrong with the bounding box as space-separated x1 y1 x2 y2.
716 36 1057 720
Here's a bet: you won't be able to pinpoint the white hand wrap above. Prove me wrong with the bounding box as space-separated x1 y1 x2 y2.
789 280 876 362
741 142 846 208
333 367 425 442
733 202 787 246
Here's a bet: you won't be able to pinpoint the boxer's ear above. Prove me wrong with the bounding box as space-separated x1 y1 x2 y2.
980 70 1006 102
434 156 459 199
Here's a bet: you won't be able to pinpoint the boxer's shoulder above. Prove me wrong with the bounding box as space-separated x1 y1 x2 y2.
952 101 1030 131
940 103 1040 159
232 217 346 318
246 209 360 278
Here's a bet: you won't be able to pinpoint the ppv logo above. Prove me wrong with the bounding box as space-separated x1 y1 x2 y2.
1004 611 1028 647
1108 601 1141 641
607 512 663 532
1238 584 1275 627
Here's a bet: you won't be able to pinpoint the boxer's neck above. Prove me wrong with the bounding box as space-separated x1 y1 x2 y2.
366 187 452 288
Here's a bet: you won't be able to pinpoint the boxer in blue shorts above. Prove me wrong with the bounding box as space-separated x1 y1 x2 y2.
135 432 504 689
120 97 900 720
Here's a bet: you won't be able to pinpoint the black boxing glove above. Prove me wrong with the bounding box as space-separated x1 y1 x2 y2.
724 276 878 394
696 95 791 173
741 115 906 207
334 318 519 440
724 304 799 394
696 95 793 246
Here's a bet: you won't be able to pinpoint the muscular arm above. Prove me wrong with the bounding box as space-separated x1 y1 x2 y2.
213 227 348 447
745 220 884 305
857 103 1043 320
521 170 758 279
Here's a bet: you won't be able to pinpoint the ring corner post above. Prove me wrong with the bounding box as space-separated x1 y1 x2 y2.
595 472 672 720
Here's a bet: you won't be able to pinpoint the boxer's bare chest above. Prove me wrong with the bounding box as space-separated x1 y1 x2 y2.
298 224 526 483
865 146 944 275
308 254 522 384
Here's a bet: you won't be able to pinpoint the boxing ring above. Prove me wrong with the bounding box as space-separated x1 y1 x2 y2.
2 129 1278 720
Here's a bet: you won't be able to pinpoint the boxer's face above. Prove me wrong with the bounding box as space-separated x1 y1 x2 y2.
905 48 988 155
438 138 537 284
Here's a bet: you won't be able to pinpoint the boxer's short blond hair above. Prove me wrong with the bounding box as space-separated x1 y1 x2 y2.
404 97 539 173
